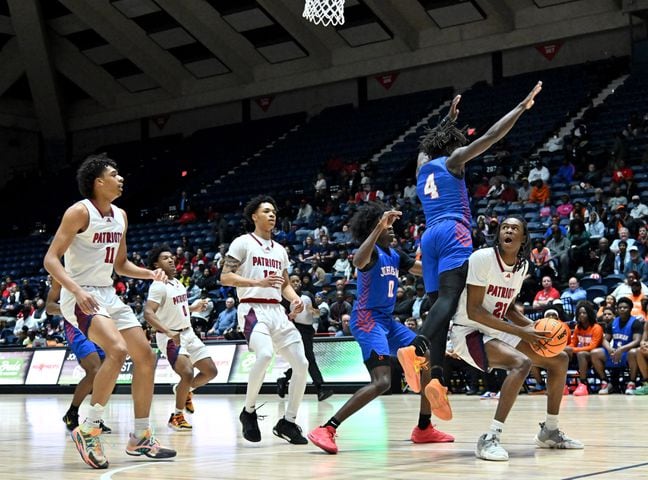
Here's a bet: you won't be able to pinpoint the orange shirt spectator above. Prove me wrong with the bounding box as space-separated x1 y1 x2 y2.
569 323 604 353
528 180 550 204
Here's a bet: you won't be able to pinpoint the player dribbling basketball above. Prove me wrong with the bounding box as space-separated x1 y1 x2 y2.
450 216 583 461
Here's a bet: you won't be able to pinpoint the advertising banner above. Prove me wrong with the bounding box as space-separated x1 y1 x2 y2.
0 350 33 385
25 349 67 385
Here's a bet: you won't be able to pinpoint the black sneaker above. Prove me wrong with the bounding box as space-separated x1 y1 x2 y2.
317 389 333 402
239 408 261 442
99 421 112 434
272 418 308 445
62 411 79 432
277 377 289 399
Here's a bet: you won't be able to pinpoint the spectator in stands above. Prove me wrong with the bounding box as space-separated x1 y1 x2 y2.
613 240 629 275
300 273 316 296
631 315 648 394
590 297 642 394
636 225 648 258
471 225 487 250
626 280 646 319
530 238 557 279
354 183 384 203
582 164 602 189
561 277 587 304
589 187 607 219
585 211 605 239
630 194 648 220
191 248 208 269
528 179 550 206
588 237 615 278
485 178 505 211
207 297 237 337
393 286 415 323
2 284 22 317
314 172 327 195
189 289 214 336
569 201 589 222
295 199 314 225
543 214 567 240
335 224 353 247
178 267 192 288
332 249 352 280
608 186 628 212
554 158 576 184
403 178 417 203
317 235 337 271
564 301 604 396
612 159 633 184
312 221 329 245
411 284 432 321
500 180 518 203
314 292 331 334
472 177 491 200
298 236 320 267
611 270 648 300
308 258 327 287
545 133 563 152
186 278 201 304
567 219 590 273
610 227 636 254
533 276 560 309
329 291 352 333
556 195 573 219
334 313 352 337
528 158 550 184
546 225 571 280
626 246 648 283
516 178 530 203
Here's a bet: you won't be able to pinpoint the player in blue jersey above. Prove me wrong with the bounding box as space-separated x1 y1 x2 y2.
398 81 543 421
46 279 112 433
308 202 454 454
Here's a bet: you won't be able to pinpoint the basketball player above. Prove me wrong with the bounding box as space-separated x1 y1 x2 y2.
220 195 309 445
46 279 112 434
398 82 543 422
43 154 176 469
449 216 583 461
144 245 218 431
308 202 454 454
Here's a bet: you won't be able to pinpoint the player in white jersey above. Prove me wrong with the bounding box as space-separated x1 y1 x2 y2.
221 195 309 445
144 245 218 431
450 217 583 461
43 154 176 470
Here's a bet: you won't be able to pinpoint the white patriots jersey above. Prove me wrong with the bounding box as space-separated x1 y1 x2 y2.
64 199 125 287
453 247 528 329
147 278 191 331
227 233 289 302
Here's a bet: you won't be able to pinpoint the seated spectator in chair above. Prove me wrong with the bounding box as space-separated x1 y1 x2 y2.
611 159 634 185
411 283 431 321
611 270 648 300
206 297 237 337
554 158 576 184
500 180 518 203
190 289 214 336
585 212 605 240
528 158 550 184
567 219 590 273
533 276 560 310
528 179 550 205
318 235 337 271
564 302 604 395
308 258 327 287
569 201 589 223
590 297 642 394
626 280 646 319
630 195 648 221
543 215 567 240
630 316 648 394
610 227 636 255
295 199 314 225
625 245 648 283
334 313 352 337
613 240 630 275
596 295 616 319
556 195 574 219
588 237 615 278
608 187 627 212
546 226 571 281
561 277 587 304
530 238 557 279
332 249 352 280
393 287 415 323
516 178 530 203
635 224 648 258
298 236 320 267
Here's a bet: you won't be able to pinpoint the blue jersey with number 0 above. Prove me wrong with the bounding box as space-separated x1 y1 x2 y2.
354 246 402 315
417 156 471 228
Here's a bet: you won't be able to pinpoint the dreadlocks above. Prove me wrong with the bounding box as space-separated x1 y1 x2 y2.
418 114 469 158
349 201 389 243
493 216 530 273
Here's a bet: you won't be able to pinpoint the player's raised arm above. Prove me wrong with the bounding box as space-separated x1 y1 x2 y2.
446 81 542 173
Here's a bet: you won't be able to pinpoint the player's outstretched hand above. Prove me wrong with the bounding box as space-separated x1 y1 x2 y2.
522 81 542 110
449 94 461 121
378 210 402 230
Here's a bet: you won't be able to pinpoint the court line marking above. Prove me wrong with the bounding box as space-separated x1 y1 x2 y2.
562 462 648 479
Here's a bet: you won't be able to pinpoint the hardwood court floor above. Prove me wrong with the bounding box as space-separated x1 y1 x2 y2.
2 391 648 480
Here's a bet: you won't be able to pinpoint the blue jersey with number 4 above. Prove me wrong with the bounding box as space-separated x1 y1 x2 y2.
354 246 402 315
417 156 471 228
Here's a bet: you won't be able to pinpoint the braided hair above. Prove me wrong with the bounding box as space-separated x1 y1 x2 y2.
493 216 530 273
418 115 469 158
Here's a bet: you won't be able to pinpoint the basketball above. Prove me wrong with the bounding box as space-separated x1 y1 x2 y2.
531 317 570 357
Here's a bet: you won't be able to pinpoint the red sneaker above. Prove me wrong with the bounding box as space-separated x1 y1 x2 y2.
397 346 428 393
573 383 589 396
563 385 570 396
425 379 453 421
308 426 338 454
411 424 454 443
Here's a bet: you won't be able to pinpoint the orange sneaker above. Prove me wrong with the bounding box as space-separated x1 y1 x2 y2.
185 391 194 414
425 379 453 421
411 424 455 443
397 346 428 393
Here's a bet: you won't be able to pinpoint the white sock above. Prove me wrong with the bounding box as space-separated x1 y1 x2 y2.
545 414 559 431
134 417 150 438
80 403 105 433
174 408 183 415
489 419 505 437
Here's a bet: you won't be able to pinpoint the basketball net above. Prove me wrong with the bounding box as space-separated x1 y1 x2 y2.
303 0 345 27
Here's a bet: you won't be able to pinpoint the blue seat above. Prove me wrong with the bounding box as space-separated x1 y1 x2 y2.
586 285 608 302
578 277 600 289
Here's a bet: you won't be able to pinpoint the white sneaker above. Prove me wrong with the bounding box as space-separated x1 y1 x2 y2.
598 381 610 395
534 422 584 449
476 433 509 461
625 382 636 395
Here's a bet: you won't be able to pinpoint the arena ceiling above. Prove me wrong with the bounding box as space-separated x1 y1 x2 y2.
0 0 641 136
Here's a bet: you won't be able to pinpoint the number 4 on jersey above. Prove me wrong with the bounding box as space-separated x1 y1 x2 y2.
424 174 439 199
